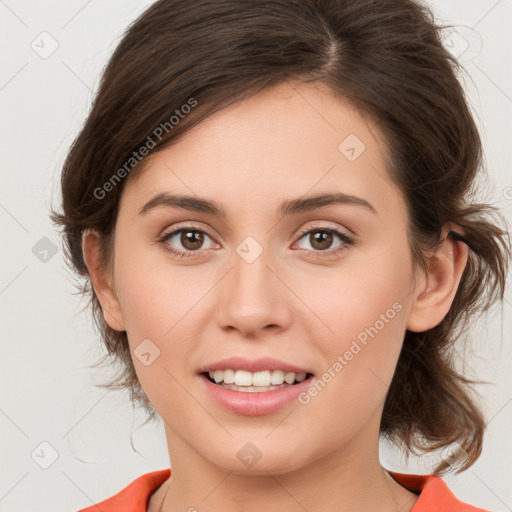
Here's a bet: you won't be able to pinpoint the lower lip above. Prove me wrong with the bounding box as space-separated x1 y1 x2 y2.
199 374 313 416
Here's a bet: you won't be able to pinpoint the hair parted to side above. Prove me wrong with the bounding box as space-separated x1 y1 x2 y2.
51 0 510 474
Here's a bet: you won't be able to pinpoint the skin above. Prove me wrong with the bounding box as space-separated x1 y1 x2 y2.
83 81 468 512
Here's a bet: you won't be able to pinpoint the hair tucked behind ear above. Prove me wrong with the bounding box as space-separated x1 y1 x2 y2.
382 207 510 474
51 0 511 472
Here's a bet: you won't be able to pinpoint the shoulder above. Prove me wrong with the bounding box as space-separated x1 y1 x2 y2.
390 471 492 512
77 468 171 512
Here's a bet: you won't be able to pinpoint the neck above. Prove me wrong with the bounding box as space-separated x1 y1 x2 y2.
150 423 418 512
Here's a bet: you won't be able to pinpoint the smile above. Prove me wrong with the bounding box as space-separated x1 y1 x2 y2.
204 369 312 392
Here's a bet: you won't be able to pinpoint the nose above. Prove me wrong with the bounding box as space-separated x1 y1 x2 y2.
216 243 291 337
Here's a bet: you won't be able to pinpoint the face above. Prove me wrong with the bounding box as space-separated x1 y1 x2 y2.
95 81 428 474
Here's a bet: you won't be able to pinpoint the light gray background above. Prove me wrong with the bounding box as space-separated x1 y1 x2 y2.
1 1 511 511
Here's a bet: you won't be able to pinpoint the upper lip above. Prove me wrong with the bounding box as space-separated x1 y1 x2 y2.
198 356 312 375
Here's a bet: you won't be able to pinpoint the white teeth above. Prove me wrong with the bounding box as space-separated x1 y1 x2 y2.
223 368 236 384
270 370 285 385
234 370 253 386
218 383 288 392
252 371 271 387
284 372 296 384
206 369 309 387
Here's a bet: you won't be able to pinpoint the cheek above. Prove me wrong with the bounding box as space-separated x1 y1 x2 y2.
112 243 218 374
296 246 410 345
111 250 207 414
292 292 408 447
297 250 411 401
113 237 192 334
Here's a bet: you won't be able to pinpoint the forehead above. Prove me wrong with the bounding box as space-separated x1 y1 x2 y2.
121 81 405 224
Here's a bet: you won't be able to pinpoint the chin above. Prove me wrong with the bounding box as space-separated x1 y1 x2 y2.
203 439 309 476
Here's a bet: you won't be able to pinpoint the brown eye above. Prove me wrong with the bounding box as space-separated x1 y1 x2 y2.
180 230 205 251
295 227 355 257
308 231 334 251
159 226 218 258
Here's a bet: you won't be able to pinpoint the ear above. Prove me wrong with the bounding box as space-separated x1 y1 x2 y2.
81 229 126 332
406 226 469 333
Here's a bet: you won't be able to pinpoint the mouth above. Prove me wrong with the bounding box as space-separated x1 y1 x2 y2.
198 360 316 415
201 369 315 393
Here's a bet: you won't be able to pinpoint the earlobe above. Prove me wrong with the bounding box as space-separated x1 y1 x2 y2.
81 229 126 332
406 227 469 333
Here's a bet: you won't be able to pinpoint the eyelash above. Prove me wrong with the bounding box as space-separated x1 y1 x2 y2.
157 225 356 259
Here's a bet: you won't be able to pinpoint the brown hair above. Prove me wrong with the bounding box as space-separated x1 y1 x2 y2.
51 0 510 474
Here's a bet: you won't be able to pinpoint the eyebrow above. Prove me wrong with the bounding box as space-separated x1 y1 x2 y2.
138 191 377 217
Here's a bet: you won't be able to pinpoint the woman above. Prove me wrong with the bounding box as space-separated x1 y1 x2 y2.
51 0 510 510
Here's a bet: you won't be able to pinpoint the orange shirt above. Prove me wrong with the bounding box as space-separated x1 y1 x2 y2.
77 468 490 512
